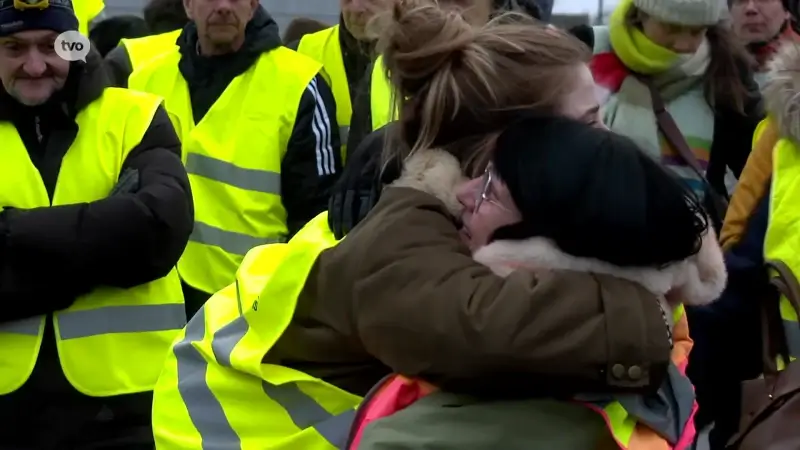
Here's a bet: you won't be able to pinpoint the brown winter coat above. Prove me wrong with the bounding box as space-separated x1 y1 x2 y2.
268 155 675 397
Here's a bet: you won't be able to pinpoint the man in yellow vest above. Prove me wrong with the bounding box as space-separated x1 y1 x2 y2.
104 0 189 87
129 0 341 316
288 0 394 160
0 0 193 447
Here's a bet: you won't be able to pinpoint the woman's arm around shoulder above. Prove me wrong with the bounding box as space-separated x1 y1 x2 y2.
319 184 672 394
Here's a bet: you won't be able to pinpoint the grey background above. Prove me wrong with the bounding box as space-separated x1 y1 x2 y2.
102 0 342 31
101 0 594 31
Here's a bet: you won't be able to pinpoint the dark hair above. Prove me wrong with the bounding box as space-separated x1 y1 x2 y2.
143 0 189 34
490 116 708 267
704 24 755 114
89 15 149 57
282 17 330 44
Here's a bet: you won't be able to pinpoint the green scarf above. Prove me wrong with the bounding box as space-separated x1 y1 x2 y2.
608 0 680 74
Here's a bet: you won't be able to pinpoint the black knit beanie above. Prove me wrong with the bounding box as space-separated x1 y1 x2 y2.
0 0 78 37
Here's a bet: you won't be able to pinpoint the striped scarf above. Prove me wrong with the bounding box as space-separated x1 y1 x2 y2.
591 0 715 196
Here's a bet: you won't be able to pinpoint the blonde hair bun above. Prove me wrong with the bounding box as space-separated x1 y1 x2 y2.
373 0 477 97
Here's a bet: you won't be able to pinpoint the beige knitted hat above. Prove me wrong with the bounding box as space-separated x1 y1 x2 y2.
633 0 726 26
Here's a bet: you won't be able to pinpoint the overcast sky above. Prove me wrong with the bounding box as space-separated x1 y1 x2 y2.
553 0 618 14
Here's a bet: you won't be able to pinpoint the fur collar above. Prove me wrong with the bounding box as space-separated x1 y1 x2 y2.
389 149 466 216
473 231 725 306
391 149 727 306
764 41 800 142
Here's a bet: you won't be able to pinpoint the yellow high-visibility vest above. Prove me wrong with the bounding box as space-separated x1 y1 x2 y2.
129 47 325 295
370 55 397 131
298 25 350 160
121 29 181 74
763 122 800 370
0 88 186 396
152 212 361 449
74 0 105 36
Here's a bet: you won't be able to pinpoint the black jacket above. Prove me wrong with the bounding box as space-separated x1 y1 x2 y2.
89 14 150 58
0 49 193 449
173 7 341 312
104 41 134 87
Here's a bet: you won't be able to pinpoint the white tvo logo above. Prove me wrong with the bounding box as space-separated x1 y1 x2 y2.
54 30 90 62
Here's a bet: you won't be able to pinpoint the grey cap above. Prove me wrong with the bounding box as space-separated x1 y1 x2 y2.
633 0 726 26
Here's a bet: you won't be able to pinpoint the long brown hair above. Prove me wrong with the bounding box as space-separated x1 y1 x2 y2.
371 0 590 175
704 24 754 114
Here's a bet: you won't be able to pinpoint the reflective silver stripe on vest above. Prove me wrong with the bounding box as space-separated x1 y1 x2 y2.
0 316 42 335
174 305 355 449
58 304 187 340
784 319 800 359
340 126 349 146
186 153 281 195
575 364 694 445
190 221 285 256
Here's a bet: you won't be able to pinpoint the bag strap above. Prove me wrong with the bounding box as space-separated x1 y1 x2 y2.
763 260 800 374
641 77 707 176
635 75 730 223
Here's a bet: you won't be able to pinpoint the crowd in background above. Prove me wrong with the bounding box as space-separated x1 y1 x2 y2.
2 0 800 448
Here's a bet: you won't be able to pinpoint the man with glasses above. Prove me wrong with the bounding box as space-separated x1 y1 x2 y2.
730 0 800 85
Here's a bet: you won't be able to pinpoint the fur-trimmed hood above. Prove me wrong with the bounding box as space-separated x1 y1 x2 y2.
764 41 800 142
390 149 727 307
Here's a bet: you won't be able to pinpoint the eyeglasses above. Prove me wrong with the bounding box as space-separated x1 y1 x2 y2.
474 164 509 214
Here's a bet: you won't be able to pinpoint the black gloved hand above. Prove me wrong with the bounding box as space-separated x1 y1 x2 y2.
328 128 389 239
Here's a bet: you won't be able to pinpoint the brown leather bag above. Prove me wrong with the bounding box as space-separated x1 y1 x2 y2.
726 260 800 449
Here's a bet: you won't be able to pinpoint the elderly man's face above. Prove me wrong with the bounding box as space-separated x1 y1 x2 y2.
731 0 790 44
340 0 394 41
0 29 70 106
184 0 258 54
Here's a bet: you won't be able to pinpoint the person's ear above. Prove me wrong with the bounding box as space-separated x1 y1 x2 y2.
182 0 193 21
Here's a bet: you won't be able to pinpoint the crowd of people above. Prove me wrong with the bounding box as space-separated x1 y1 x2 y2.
1 0 800 448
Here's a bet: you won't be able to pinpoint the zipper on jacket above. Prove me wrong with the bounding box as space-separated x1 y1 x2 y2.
34 115 42 142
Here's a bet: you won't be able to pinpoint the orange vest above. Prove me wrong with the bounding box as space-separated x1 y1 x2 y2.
348 309 697 450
